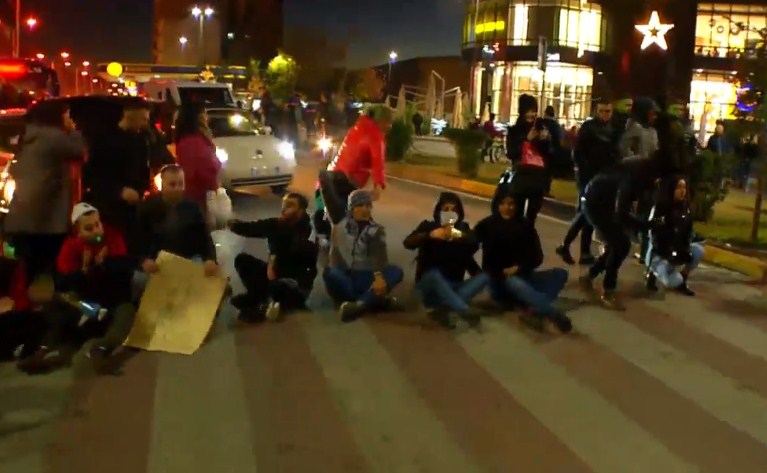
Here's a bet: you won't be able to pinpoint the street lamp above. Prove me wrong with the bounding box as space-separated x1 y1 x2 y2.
179 36 188 46
25 17 37 29
35 53 44 60
82 61 90 67
388 51 398 96
60 51 69 59
191 5 214 62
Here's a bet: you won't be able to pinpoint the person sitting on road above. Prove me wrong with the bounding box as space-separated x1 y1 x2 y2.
19 203 136 375
474 189 572 333
313 107 393 240
403 192 486 329
644 176 703 296
228 192 319 322
318 171 403 323
134 165 219 297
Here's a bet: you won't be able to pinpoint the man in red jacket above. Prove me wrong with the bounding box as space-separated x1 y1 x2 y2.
314 107 392 237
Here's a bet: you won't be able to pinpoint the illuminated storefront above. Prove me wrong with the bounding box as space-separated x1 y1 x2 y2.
689 70 739 135
463 0 606 123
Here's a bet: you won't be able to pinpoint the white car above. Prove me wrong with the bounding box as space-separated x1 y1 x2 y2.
207 108 296 193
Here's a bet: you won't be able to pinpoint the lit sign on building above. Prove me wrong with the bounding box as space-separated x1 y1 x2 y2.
476 21 506 34
635 11 674 50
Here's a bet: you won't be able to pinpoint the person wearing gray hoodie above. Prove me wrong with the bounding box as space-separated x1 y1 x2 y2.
318 170 403 322
5 100 85 284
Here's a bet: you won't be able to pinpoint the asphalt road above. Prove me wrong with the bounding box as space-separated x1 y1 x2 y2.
2 154 767 473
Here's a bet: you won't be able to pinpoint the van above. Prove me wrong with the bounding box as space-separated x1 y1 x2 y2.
143 79 236 108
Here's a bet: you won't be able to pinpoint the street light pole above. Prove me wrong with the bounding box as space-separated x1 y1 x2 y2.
191 6 213 64
388 51 397 98
14 0 20 58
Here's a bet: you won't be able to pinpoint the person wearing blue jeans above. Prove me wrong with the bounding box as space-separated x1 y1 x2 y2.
644 176 702 296
475 188 572 333
404 192 486 329
318 171 402 322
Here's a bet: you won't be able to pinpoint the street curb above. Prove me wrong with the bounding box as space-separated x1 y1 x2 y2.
387 166 767 281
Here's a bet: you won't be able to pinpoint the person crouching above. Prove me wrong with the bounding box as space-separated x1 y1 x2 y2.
403 192 486 329
319 170 403 322
20 203 136 375
474 190 572 333
229 192 319 322
645 176 703 296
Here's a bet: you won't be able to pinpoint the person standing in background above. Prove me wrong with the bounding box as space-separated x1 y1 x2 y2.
173 102 221 213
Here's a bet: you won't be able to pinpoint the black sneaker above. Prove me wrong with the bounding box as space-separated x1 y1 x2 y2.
340 301 366 323
238 304 267 323
676 283 695 297
600 291 626 311
555 245 576 265
428 308 456 330
550 312 573 333
578 254 595 265
459 308 482 328
230 293 256 311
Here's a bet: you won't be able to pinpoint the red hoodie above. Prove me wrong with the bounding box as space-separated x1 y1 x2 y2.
327 115 386 189
176 134 221 208
57 226 127 275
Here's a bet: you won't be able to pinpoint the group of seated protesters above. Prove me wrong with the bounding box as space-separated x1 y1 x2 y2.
0 164 581 378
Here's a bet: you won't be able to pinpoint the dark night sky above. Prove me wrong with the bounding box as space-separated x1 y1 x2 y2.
22 0 464 66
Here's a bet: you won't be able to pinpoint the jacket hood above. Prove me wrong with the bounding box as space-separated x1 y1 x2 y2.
631 97 658 126
432 192 465 223
356 115 383 138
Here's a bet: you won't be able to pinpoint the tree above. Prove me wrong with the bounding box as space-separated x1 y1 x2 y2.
247 58 265 96
264 51 299 104
349 68 385 101
729 17 767 242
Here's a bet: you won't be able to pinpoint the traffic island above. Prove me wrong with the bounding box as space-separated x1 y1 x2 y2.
387 161 767 282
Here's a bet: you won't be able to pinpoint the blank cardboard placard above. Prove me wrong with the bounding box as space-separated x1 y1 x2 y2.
124 251 226 355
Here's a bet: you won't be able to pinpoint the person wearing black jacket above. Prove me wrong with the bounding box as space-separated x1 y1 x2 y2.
644 176 703 296
474 188 572 333
229 192 318 322
134 165 219 298
496 94 555 226
403 192 486 329
84 99 154 255
557 98 620 265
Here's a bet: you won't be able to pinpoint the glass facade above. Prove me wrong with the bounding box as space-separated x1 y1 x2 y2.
695 3 767 58
463 0 605 52
689 69 738 136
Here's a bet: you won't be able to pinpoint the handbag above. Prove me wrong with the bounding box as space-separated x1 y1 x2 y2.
520 141 545 168
206 188 233 230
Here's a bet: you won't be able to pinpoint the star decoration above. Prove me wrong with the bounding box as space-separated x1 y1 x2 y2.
635 11 674 50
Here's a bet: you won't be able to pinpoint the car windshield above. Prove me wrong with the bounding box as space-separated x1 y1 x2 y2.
208 110 260 137
178 87 235 107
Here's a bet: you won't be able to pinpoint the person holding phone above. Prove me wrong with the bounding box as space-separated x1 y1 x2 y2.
495 94 554 227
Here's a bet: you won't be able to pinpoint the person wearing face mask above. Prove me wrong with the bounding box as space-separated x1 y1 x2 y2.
644 176 703 296
84 99 153 255
403 192 486 329
134 165 219 298
19 203 136 375
228 192 319 322
474 189 572 333
495 94 555 226
319 171 403 323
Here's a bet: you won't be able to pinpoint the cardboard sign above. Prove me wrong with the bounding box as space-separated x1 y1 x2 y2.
124 251 226 355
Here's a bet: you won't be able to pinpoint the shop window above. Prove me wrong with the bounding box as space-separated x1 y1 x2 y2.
508 61 592 123
557 6 603 52
695 3 767 58
689 69 738 139
491 64 505 114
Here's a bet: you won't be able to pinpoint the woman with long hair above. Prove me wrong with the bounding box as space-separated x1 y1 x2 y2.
174 102 221 211
5 100 85 284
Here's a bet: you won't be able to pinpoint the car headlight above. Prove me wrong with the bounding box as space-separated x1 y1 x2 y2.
215 147 229 163
318 137 332 153
278 141 295 161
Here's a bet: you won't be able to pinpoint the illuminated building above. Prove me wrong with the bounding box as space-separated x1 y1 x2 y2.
463 0 767 134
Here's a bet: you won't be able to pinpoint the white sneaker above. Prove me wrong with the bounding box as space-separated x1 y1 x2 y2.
265 302 281 321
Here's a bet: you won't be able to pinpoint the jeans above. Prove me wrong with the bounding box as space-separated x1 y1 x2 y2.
647 243 704 288
636 196 653 262
562 184 594 255
490 268 568 316
323 265 403 307
583 205 632 291
132 256 202 301
234 253 310 310
416 269 488 314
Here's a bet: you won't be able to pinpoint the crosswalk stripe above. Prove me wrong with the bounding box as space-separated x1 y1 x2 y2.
367 318 594 472
236 315 369 473
148 332 259 473
575 306 767 447
643 294 767 364
300 315 481 473
457 318 698 473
